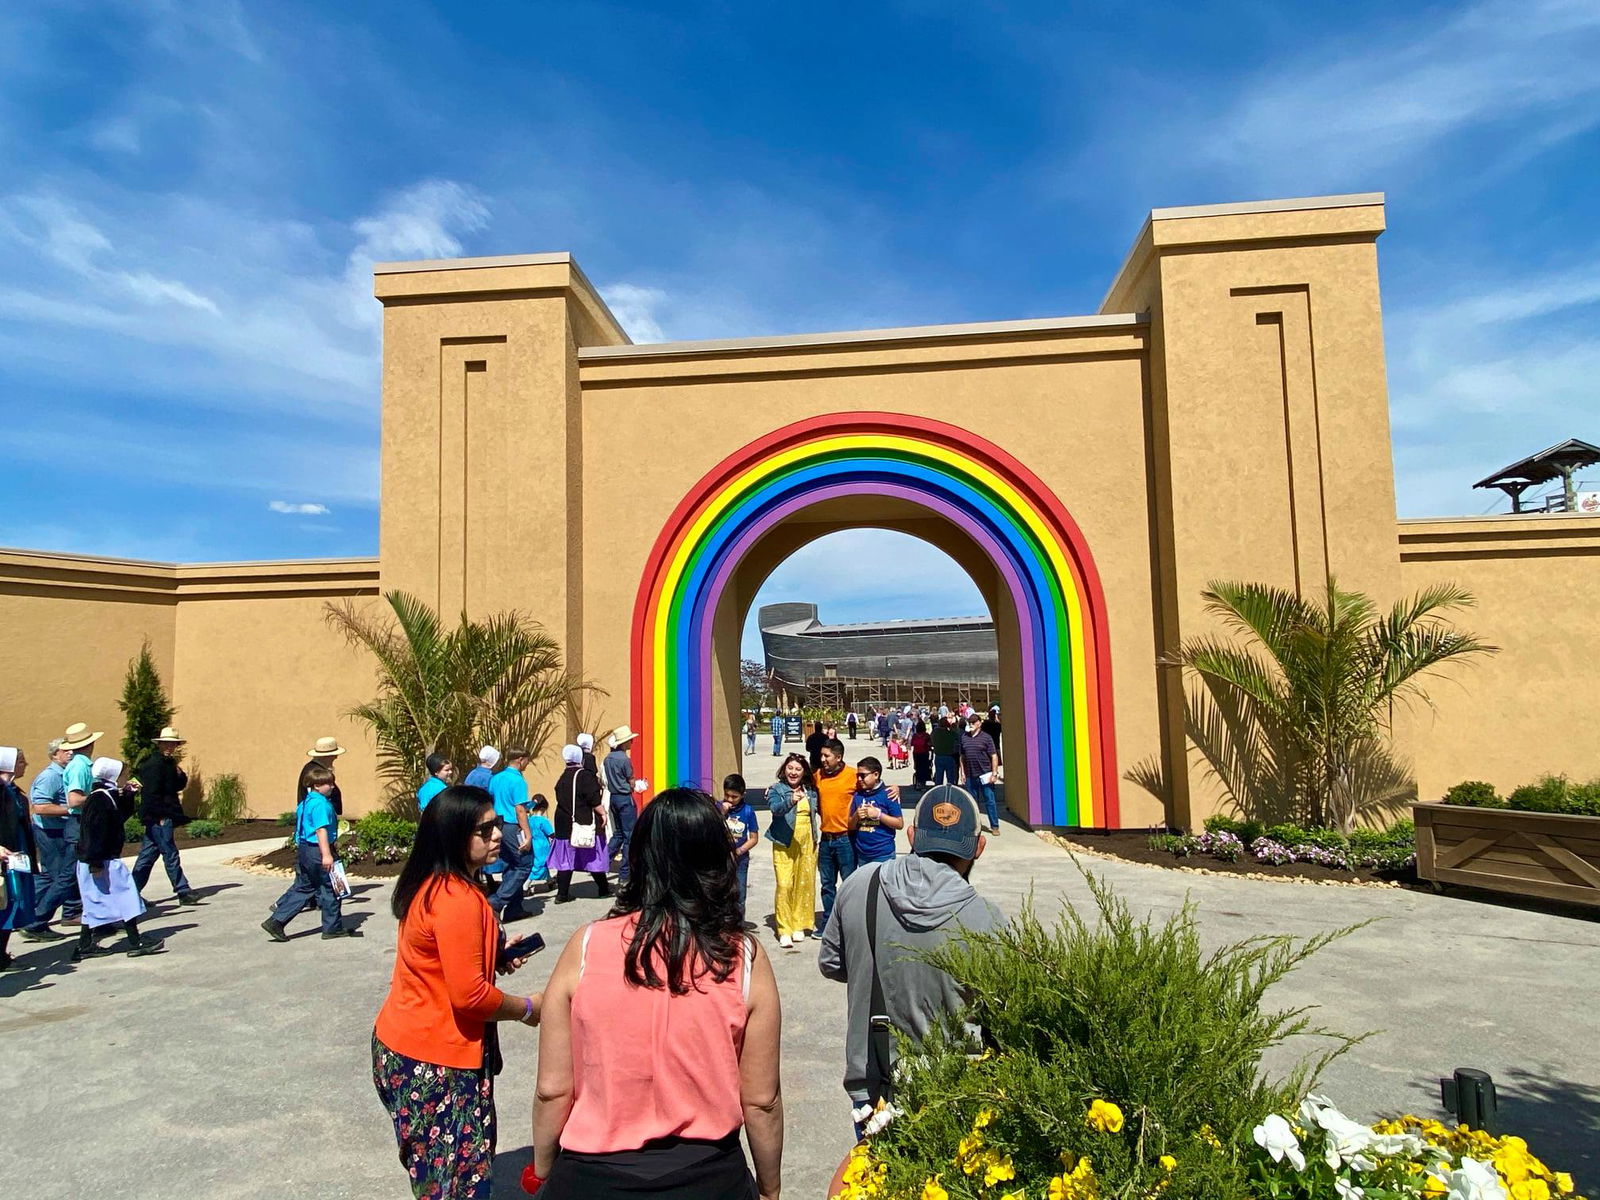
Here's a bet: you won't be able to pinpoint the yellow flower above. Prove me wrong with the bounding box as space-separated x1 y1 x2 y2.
999 1192 1027 1200
1423 1175 1450 1199
1554 1174 1574 1196
984 1151 1017 1187
1159 1155 1177 1171
975 1108 997 1129
921 1177 949 1200
1086 1099 1125 1134
1198 1125 1222 1150
1511 1181 1551 1200
1048 1176 1070 1200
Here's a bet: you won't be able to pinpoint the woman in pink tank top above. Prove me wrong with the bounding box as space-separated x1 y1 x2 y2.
528 788 783 1200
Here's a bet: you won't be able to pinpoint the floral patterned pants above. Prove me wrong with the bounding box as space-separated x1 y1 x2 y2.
372 1031 496 1199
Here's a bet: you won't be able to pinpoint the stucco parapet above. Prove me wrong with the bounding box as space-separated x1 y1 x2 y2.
1100 192 1386 313
577 314 1147 385
1398 514 1600 560
372 252 629 347
0 546 380 601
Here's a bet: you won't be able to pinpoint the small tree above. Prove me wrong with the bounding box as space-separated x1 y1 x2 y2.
118 639 174 772
325 592 597 816
739 658 772 711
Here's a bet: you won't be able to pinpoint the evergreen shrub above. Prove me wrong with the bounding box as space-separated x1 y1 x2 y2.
117 639 175 772
186 819 224 838
204 774 247 825
1441 780 1501 808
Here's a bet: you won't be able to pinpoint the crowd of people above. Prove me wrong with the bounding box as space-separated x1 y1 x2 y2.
3 713 1010 1200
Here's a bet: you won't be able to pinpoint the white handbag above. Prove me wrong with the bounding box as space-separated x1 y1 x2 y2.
570 820 597 850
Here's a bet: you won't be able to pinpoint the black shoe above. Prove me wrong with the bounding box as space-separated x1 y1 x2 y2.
176 893 202 907
127 938 166 957
70 942 116 962
19 926 68 943
321 926 363 939
553 895 574 905
261 918 289 943
499 905 532 923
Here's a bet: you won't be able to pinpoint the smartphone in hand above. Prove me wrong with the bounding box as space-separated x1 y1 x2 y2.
497 931 546 971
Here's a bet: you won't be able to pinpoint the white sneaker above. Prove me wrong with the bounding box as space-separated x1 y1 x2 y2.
779 934 794 950
795 928 809 940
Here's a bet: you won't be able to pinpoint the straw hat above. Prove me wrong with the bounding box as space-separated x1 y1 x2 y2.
60 722 104 751
306 736 347 758
153 726 187 744
607 725 638 749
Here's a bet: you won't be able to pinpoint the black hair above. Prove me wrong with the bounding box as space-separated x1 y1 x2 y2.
391 785 495 922
823 737 846 756
530 793 549 813
722 773 746 796
425 752 451 777
775 753 815 791
609 788 745 994
856 756 883 775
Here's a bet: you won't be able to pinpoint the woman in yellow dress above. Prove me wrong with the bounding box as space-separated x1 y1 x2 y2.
765 753 819 951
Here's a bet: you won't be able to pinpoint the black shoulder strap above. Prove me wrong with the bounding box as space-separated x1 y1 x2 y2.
865 864 887 1018
863 863 895 1106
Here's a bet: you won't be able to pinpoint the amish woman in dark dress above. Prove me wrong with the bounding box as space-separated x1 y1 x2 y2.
0 745 40 971
549 745 610 904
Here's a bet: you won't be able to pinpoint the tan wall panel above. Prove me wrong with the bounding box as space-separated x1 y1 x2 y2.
1398 517 1600 801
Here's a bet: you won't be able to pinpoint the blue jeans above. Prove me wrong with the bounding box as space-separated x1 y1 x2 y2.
745 731 757 753
608 797 636 883
490 822 531 914
772 733 782 755
973 781 1000 828
133 819 192 897
933 754 959 786
28 824 81 928
735 853 750 916
817 833 857 929
270 842 342 934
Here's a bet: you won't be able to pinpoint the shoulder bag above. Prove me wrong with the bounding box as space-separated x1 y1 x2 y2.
864 865 895 1108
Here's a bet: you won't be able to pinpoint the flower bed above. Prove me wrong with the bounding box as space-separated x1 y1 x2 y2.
1147 817 1416 875
829 869 1585 1200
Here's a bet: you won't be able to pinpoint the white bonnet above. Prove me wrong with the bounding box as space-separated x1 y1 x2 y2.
562 744 583 765
0 746 17 773
92 756 123 783
478 745 501 767
575 733 594 751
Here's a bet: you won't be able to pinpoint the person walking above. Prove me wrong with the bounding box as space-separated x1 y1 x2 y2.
418 754 454 812
847 757 903 867
804 720 827 771
929 712 960 788
527 788 783 1200
719 773 759 920
462 746 499 790
487 748 534 922
373 784 543 1199
262 764 359 941
846 710 858 740
551 744 610 904
21 733 83 941
958 711 1003 834
58 721 100 921
299 735 347 815
0 746 39 971
600 726 640 887
910 719 933 788
766 753 818 951
72 758 163 962
769 710 783 757
814 738 858 931
819 783 1004 1134
576 733 598 775
982 705 1003 764
743 714 757 755
132 726 200 905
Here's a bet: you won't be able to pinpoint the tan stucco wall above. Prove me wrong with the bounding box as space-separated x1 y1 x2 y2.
1397 515 1600 801
5 195 1591 832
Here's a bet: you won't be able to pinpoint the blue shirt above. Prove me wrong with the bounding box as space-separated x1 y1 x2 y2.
489 768 529 823
849 785 902 862
724 802 758 854
417 776 448 811
29 761 67 829
462 766 494 790
63 753 94 800
296 790 338 846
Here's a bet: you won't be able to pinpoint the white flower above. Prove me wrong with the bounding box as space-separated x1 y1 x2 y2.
1253 1113 1306 1171
862 1102 903 1136
1315 1106 1379 1172
1336 1177 1366 1200
1299 1093 1338 1126
1448 1158 1509 1200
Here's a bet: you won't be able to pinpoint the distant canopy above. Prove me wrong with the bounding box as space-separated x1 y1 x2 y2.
1473 438 1600 513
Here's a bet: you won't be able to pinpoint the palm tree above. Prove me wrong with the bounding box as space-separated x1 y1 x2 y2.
324 592 597 815
1158 579 1494 832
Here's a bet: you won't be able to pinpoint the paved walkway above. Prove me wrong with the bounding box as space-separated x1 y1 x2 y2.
5 814 1597 1198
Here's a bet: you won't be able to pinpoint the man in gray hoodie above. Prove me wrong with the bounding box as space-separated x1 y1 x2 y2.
818 783 1004 1129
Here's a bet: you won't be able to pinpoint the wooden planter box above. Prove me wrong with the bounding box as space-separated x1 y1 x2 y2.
1414 802 1600 907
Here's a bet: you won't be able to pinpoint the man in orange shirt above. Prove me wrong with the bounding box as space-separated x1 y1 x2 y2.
814 738 858 928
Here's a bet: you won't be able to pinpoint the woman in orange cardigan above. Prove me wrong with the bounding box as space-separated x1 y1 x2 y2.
374 785 544 1199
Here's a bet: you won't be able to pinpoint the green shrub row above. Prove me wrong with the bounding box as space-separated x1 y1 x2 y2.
1442 775 1600 817
1202 814 1414 851
338 812 419 866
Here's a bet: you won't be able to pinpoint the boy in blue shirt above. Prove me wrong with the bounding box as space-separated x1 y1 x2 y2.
488 748 534 922
416 753 453 811
262 764 358 941
720 774 760 918
848 756 903 865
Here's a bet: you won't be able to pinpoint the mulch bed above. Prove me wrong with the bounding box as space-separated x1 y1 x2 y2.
1047 829 1419 889
154 819 289 850
247 844 404 879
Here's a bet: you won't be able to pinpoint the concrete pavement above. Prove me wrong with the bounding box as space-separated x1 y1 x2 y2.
4 809 1597 1198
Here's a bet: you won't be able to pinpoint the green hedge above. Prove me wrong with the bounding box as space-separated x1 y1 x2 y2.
1441 774 1600 817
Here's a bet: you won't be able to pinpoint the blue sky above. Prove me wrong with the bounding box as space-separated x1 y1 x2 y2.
1 1 1596 659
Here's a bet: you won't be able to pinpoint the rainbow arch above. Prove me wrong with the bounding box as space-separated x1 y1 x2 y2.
628 413 1119 828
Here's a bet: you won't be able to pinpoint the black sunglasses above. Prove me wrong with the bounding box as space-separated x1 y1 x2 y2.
472 819 500 839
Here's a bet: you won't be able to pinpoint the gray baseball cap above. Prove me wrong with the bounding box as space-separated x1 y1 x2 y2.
912 784 982 860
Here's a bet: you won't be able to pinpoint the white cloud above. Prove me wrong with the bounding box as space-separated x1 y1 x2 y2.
601 282 669 343
268 501 331 515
